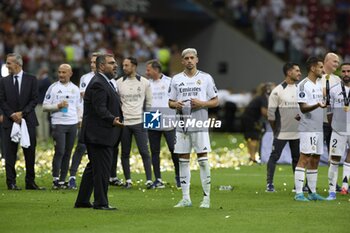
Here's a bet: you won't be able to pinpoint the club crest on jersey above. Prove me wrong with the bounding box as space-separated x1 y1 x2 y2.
299 92 305 98
137 87 141 92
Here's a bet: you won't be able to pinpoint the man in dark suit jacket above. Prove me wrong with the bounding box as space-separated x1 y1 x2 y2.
75 54 123 210
0 53 42 190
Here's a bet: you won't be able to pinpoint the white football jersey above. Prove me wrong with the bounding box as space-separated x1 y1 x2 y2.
329 82 350 135
149 74 176 130
168 70 217 132
297 77 323 133
79 72 94 93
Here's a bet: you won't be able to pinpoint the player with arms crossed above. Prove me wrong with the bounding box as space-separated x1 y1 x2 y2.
168 48 218 208
326 63 350 200
294 57 327 201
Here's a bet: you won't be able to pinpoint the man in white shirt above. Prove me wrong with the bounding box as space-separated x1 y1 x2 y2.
169 48 218 208
294 57 327 201
43 64 82 189
116 57 153 189
266 62 301 192
326 63 350 200
145 59 180 189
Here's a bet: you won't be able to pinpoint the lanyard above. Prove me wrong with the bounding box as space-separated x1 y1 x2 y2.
326 76 330 105
341 82 350 107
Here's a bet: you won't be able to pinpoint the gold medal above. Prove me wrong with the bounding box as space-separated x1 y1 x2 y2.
344 106 350 112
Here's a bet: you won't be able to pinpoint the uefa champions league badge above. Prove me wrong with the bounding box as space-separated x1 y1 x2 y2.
299 92 305 98
332 148 336 153
311 145 316 151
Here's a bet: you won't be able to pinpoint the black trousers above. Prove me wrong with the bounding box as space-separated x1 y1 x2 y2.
266 138 300 184
121 123 152 181
148 129 179 180
75 143 113 207
3 126 36 186
69 128 87 177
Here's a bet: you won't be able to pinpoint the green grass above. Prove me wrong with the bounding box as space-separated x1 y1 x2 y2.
1 132 349 232
0 165 349 233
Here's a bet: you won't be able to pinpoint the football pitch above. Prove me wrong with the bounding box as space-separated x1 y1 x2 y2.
0 165 349 233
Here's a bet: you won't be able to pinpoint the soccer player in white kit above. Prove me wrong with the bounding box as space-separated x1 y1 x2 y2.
168 48 218 208
326 63 350 200
294 57 327 201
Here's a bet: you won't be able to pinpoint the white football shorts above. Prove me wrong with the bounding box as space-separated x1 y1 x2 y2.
174 131 211 154
329 131 350 157
300 132 323 155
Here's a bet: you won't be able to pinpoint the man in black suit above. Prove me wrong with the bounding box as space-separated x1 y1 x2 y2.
0 53 43 190
74 54 123 210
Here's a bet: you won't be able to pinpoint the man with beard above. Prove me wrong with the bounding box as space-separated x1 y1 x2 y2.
326 63 350 200
74 54 123 210
266 62 301 192
294 56 327 201
116 57 153 189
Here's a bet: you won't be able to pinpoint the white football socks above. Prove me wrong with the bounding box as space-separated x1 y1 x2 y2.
306 169 318 193
198 157 211 200
294 167 305 194
179 158 191 201
328 160 339 193
342 162 350 190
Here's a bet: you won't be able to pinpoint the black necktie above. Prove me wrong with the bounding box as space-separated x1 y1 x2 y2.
14 75 19 96
109 81 116 92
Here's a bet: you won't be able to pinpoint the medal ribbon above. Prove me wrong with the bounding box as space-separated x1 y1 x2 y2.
341 82 350 106
326 75 330 105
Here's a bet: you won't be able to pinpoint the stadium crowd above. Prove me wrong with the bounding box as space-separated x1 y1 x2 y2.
0 0 182 79
212 0 350 64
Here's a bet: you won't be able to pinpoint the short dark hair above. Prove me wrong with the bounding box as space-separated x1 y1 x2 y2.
125 57 138 66
146 59 162 72
306 56 322 72
340 62 350 69
283 62 299 76
96 54 114 70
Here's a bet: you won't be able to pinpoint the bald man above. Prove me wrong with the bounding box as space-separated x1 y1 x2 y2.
43 64 82 189
322 53 341 152
0 53 43 190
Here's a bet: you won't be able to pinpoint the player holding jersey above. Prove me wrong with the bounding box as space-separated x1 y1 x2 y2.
326 63 350 200
169 48 218 208
294 57 327 201
43 64 82 189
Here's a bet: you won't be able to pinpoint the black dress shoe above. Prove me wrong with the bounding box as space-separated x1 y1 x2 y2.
8 184 21 190
26 183 46 190
93 205 117 210
74 202 93 208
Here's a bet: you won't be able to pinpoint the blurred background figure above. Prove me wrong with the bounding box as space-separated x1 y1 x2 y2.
241 82 275 164
36 66 52 142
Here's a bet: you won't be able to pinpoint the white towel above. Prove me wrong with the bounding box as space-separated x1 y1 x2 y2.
10 119 31 148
